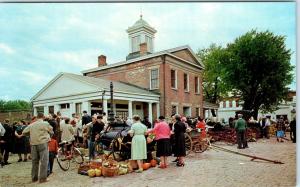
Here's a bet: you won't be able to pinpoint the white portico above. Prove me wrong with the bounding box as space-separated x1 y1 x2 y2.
31 72 160 120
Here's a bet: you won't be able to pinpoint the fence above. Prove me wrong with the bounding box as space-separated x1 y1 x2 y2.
0 110 32 123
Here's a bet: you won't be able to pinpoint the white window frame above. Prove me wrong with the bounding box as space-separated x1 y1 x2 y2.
145 35 153 52
171 69 178 89
184 73 189 92
60 103 70 109
150 68 159 90
183 106 191 117
131 36 141 52
195 76 200 94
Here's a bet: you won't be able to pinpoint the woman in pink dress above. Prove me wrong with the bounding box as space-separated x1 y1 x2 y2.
147 116 171 169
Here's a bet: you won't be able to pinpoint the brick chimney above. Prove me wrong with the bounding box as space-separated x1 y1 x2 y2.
98 55 107 67
140 43 147 55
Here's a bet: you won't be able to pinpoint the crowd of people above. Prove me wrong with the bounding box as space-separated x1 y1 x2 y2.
0 110 207 182
0 110 296 182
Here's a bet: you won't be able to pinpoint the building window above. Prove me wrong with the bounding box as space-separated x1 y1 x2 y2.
171 69 177 89
184 73 189 92
36 106 44 113
172 105 178 115
132 36 141 52
183 106 191 117
145 35 153 52
196 107 200 117
49 106 54 114
60 103 70 109
150 69 159 89
195 76 200 94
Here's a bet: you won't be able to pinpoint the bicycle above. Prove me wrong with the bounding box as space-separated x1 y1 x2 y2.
56 141 84 171
187 125 213 153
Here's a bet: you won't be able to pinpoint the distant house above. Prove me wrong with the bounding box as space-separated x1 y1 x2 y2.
31 16 205 122
218 91 296 123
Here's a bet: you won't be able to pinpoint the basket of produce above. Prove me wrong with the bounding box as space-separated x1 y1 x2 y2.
102 159 119 177
147 134 155 144
90 159 102 169
78 163 90 175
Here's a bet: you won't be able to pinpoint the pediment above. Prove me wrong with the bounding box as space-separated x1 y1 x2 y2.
171 49 200 66
33 74 97 101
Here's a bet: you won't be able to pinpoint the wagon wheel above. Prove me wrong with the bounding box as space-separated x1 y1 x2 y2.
185 133 193 156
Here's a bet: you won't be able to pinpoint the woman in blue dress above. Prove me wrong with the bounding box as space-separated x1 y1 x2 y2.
129 115 147 173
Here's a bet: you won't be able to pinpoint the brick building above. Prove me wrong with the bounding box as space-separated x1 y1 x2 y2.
31 16 204 122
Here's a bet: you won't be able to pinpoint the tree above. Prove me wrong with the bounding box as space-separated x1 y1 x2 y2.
0 100 31 112
197 44 229 117
222 30 294 118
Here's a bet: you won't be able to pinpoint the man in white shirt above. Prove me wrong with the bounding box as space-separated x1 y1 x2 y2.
60 118 75 142
0 122 6 166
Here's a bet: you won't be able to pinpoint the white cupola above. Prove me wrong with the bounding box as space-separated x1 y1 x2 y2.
126 15 157 56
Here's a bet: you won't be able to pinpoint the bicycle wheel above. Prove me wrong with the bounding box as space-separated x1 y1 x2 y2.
56 148 70 171
185 133 192 156
73 147 84 164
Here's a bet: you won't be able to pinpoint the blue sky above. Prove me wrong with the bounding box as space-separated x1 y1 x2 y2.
0 2 296 101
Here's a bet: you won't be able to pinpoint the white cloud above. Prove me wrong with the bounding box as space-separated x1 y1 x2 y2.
20 71 51 86
0 43 15 54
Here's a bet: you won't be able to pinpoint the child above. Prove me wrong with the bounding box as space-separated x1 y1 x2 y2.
48 136 58 176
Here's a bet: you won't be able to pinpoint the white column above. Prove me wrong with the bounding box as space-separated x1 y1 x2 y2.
33 107 37 116
113 103 117 116
128 100 133 119
148 102 153 123
103 99 108 115
70 102 76 117
54 104 60 114
82 101 91 115
156 102 160 119
44 105 49 116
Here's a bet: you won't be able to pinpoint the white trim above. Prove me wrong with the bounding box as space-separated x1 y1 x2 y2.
148 102 153 123
128 100 133 119
156 102 160 120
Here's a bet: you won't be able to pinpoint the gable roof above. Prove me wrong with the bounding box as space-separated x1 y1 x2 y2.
31 72 159 101
81 45 204 74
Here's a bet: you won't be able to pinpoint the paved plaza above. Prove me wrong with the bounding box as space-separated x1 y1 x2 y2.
0 137 296 187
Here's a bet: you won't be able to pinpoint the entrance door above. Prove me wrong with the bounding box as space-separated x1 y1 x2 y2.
133 103 144 119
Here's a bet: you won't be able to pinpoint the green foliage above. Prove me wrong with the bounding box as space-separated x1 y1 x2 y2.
197 44 229 103
0 100 32 112
222 30 294 115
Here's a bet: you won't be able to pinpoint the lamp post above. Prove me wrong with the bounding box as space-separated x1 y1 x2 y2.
108 82 115 123
101 90 106 114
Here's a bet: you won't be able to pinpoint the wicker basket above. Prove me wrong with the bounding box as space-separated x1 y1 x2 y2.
102 159 119 177
90 160 102 169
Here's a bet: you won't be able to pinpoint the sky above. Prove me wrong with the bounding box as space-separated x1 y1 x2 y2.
0 2 296 101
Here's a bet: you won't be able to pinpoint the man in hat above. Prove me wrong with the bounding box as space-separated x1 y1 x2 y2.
234 113 248 149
